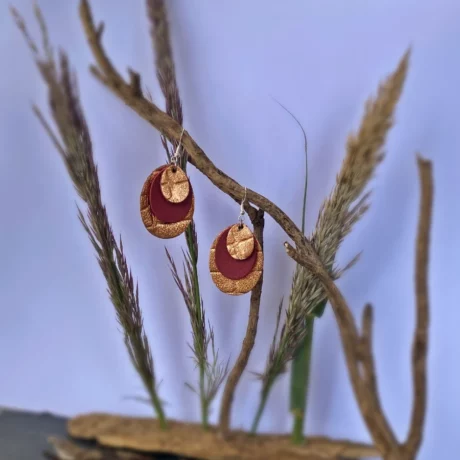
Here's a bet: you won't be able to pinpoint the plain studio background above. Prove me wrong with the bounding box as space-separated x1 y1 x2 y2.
1 0 459 458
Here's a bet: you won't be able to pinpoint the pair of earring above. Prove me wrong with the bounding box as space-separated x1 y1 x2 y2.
140 131 263 296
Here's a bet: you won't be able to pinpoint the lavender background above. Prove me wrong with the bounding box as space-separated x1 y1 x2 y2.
1 1 459 458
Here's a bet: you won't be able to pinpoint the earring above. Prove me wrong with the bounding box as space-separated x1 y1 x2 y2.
140 129 194 239
209 188 263 295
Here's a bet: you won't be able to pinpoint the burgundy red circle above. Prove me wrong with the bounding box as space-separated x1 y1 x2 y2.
215 226 257 280
149 167 193 223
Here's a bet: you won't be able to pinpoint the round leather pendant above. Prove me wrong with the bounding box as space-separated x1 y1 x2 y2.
140 165 194 239
209 226 263 295
160 165 190 203
226 224 255 260
215 226 257 280
149 169 193 223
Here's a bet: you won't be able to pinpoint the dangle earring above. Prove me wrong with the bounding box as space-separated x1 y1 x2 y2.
209 188 263 295
140 129 195 239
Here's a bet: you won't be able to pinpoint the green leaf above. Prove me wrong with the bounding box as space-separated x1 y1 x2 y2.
311 298 328 318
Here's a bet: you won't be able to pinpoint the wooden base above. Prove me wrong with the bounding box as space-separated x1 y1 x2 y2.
46 436 153 459
68 413 379 460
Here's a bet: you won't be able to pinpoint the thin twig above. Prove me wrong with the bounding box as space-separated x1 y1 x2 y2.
404 156 432 457
359 303 397 451
219 209 265 437
359 304 379 397
128 68 143 98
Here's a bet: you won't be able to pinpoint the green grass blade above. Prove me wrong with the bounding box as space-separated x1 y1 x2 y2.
271 97 308 234
272 101 313 444
290 315 314 443
251 100 310 436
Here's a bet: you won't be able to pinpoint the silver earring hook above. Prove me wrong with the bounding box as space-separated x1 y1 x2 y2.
171 128 185 168
238 187 247 228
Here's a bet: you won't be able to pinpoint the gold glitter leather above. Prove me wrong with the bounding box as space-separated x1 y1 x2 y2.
160 165 190 203
226 224 255 260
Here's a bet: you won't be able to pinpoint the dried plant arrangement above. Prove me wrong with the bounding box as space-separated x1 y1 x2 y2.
11 2 432 460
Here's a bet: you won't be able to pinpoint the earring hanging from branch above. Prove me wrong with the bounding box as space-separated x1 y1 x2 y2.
209 187 264 295
140 127 195 239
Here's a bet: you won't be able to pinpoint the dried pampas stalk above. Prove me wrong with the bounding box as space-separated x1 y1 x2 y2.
254 50 410 435
147 0 229 429
287 50 410 440
147 0 183 161
315 49 410 273
11 4 167 428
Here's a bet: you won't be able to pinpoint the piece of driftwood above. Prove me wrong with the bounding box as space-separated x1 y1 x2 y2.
46 436 155 459
68 413 379 460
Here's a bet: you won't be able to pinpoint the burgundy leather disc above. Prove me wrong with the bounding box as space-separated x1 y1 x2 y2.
149 170 193 223
215 226 257 280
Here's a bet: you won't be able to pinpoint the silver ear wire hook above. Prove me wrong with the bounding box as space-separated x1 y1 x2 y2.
171 128 185 169
238 187 247 228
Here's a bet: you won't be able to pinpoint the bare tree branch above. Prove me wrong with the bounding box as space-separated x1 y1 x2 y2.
75 3 431 458
404 156 432 457
285 240 398 454
79 0 311 250
359 304 398 450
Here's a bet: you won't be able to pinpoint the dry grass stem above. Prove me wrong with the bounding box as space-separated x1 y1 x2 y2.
314 50 410 281
145 0 267 434
146 0 183 162
11 5 167 427
166 248 229 421
147 0 223 428
255 52 409 432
